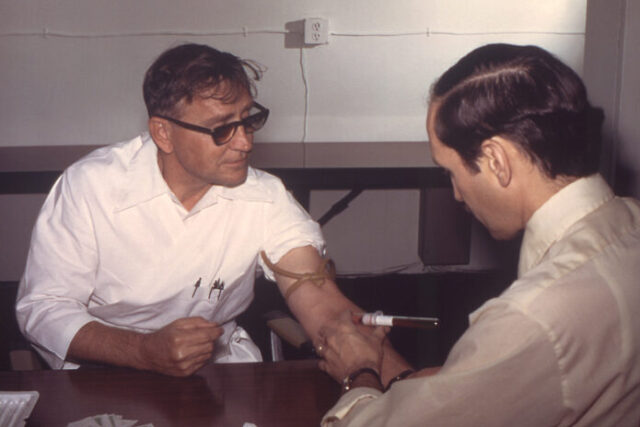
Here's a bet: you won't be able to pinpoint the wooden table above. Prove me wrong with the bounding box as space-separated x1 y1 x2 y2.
0 360 341 427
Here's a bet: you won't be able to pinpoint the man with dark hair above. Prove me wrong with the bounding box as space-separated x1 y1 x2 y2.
317 44 640 426
16 43 363 376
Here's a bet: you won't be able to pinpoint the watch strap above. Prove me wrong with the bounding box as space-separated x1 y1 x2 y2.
342 367 381 393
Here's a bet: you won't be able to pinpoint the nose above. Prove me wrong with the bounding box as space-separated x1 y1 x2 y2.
229 125 253 152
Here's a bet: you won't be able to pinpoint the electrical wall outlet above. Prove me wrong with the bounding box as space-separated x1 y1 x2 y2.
304 18 329 45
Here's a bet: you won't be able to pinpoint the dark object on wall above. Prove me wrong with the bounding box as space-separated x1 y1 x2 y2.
418 187 472 265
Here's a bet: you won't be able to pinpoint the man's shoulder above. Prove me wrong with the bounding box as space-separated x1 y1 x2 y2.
212 167 290 205
54 134 153 206
245 167 289 193
248 167 283 185
64 134 149 181
505 196 640 305
555 195 640 262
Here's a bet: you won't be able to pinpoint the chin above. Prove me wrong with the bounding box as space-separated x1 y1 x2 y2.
489 228 520 241
221 171 248 188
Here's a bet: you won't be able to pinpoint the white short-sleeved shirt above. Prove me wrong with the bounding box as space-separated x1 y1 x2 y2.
322 175 640 426
16 133 325 369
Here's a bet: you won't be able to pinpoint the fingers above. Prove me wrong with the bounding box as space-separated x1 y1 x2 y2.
315 343 326 357
166 351 213 377
171 325 222 360
204 325 224 341
316 342 342 381
165 328 227 376
318 310 357 340
315 310 388 381
371 325 389 340
173 317 221 332
351 312 364 324
173 318 224 343
141 317 226 376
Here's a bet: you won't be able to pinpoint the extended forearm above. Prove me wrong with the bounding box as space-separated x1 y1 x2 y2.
68 317 223 376
273 246 360 343
67 321 147 369
293 282 360 344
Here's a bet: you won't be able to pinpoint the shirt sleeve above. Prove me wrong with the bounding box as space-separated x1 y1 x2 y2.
16 169 100 368
321 301 567 426
258 176 325 280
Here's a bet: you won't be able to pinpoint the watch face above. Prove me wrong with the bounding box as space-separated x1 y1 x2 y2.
342 367 381 393
342 375 352 392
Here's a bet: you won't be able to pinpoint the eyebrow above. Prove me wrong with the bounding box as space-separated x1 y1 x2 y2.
202 102 254 128
203 112 233 128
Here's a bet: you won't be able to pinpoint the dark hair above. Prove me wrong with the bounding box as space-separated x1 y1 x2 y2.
431 43 603 178
143 43 263 117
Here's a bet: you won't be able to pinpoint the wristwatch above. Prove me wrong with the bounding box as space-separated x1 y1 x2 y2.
341 367 381 393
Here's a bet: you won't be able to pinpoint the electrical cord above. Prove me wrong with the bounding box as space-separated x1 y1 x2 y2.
0 25 584 146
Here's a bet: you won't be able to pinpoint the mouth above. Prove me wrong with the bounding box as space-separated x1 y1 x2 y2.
225 157 249 168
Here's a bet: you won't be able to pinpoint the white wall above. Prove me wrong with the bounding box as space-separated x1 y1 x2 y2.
0 0 586 147
0 0 588 280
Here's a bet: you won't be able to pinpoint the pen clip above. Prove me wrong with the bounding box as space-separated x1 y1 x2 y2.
191 277 202 298
209 279 225 300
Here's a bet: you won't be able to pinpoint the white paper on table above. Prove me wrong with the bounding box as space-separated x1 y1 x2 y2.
66 413 153 427
0 391 39 427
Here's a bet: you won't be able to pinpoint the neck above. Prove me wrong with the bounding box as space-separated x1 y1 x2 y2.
157 152 210 211
520 172 577 225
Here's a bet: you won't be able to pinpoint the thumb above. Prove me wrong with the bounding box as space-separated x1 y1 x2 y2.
208 325 224 340
372 325 389 340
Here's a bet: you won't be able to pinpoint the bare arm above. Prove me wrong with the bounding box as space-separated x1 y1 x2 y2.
271 246 356 341
271 245 414 383
67 317 223 376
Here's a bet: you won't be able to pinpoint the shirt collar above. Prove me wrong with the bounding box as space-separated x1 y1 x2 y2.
189 168 276 215
212 167 276 203
517 174 613 277
115 133 171 212
115 133 274 213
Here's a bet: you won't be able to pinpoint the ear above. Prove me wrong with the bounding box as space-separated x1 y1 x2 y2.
480 137 512 187
148 117 174 154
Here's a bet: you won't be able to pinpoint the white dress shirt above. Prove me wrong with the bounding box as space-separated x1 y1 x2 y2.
322 174 640 426
16 133 324 369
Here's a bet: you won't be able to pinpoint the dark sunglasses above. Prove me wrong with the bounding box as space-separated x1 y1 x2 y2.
155 102 269 146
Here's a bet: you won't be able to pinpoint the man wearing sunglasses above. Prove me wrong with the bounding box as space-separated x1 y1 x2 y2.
16 43 369 377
